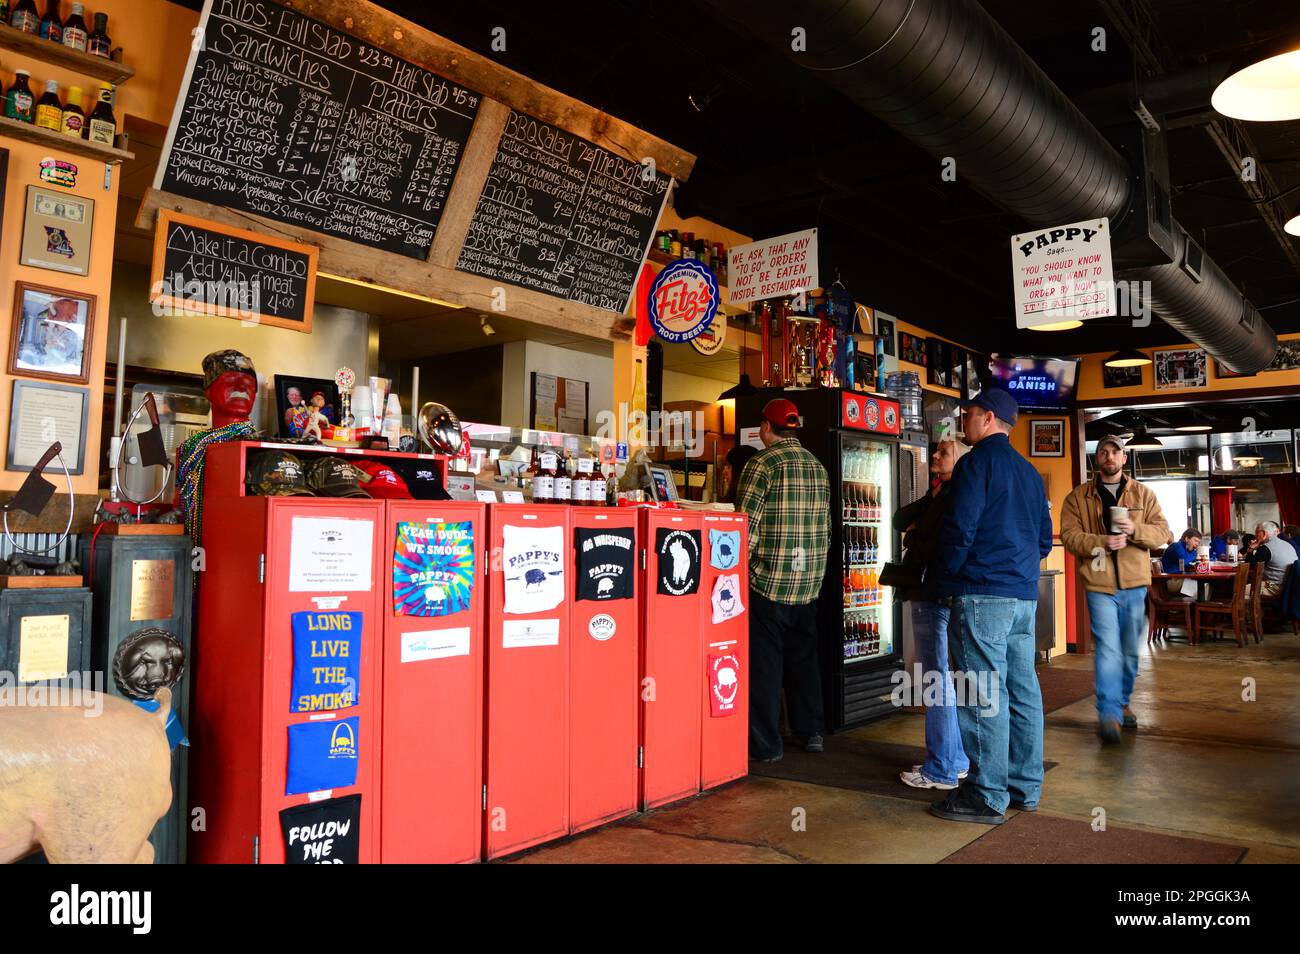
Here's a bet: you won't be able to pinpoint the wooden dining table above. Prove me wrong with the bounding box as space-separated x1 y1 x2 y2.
1151 566 1241 601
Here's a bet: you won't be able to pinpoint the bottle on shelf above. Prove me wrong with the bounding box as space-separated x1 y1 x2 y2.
4 69 36 123
669 230 681 257
572 457 591 506
86 82 115 144
87 10 109 58
38 0 60 42
534 447 557 504
59 85 83 137
604 465 618 506
11 0 39 34
61 1 86 50
34 79 61 131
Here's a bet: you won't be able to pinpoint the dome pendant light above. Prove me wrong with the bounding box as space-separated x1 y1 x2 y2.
1212 41 1300 121
1104 348 1152 368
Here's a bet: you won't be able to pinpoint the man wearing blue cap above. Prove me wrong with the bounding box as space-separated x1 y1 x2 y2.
929 389 1053 825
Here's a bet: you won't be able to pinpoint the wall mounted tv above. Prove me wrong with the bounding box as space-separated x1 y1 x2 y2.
988 355 1080 412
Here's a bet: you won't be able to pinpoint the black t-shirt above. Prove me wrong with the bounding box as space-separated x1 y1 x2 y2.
656 527 700 596
574 527 635 601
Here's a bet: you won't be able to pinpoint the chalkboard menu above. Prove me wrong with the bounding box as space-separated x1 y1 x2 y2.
155 0 481 259
150 210 319 332
456 109 672 313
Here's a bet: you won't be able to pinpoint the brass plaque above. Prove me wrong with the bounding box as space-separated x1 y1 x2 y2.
18 614 70 682
130 559 175 621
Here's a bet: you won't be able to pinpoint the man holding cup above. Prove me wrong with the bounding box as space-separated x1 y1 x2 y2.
1060 436 1171 744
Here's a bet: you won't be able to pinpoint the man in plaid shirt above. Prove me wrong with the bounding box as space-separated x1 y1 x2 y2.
736 398 831 761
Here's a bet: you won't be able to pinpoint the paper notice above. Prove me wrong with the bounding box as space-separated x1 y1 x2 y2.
502 618 560 649
288 517 374 592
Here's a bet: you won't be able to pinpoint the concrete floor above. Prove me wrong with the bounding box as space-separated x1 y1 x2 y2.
512 629 1300 863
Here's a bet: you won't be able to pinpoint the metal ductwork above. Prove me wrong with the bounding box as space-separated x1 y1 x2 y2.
703 0 1277 371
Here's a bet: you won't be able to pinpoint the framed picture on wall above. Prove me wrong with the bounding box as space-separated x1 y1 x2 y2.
1103 364 1144 388
874 312 896 356
927 338 951 388
1265 339 1300 371
20 186 95 276
1154 348 1207 390
274 375 340 438
1030 420 1065 458
7 379 89 474
8 282 95 384
963 351 987 399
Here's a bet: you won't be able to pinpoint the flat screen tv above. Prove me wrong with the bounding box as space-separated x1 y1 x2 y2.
988 355 1080 412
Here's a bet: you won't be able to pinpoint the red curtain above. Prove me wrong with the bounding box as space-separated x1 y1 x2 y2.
1210 487 1234 536
1272 475 1300 526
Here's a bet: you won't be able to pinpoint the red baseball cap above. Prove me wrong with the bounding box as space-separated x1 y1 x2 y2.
762 398 802 429
353 460 412 499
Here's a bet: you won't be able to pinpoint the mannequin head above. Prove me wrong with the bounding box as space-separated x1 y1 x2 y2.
201 350 257 429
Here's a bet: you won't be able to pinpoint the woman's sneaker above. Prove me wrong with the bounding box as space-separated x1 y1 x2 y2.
911 765 968 780
900 769 957 790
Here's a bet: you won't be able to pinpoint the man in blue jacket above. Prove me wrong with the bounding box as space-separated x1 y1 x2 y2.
929 389 1053 826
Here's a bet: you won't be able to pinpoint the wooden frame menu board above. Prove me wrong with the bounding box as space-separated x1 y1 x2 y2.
150 210 318 333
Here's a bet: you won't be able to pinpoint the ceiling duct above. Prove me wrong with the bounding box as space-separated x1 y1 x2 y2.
702 0 1278 372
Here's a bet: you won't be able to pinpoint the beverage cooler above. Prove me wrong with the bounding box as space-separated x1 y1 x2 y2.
738 388 916 731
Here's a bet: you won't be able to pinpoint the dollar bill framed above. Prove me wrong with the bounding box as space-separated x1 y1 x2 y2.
20 186 95 277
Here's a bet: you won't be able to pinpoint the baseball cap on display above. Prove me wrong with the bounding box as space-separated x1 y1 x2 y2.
246 451 312 497
761 398 802 429
352 459 412 499
305 456 369 498
959 388 1019 426
404 463 452 501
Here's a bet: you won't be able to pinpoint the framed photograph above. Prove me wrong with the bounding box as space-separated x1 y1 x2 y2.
1266 339 1300 372
7 380 89 474
274 375 341 438
21 186 95 276
927 338 951 388
964 351 987 399
8 282 95 384
643 462 678 503
1153 348 1207 390
874 313 896 357
950 347 966 395
1103 364 1144 388
1030 420 1065 458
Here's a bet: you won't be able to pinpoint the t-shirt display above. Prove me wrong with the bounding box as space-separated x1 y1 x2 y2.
574 527 635 601
502 523 565 614
286 716 360 795
393 521 475 617
710 574 745 623
290 611 362 713
656 527 701 596
279 794 362 864
709 529 741 570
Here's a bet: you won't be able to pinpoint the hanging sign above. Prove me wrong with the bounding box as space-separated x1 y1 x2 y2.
1012 218 1116 328
392 521 475 617
648 259 718 343
726 228 818 305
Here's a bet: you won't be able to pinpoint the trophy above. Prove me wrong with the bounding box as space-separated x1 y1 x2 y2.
785 314 821 389
333 367 356 443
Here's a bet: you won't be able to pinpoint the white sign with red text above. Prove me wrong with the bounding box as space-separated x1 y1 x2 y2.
727 228 818 305
1012 218 1116 328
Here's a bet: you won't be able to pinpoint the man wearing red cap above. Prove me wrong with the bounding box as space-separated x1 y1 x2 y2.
736 398 831 761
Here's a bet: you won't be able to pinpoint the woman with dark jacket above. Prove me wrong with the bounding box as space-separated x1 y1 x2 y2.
894 436 971 790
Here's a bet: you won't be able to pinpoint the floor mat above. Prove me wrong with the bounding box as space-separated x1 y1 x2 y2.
1037 666 1096 714
749 735 1056 803
939 813 1244 864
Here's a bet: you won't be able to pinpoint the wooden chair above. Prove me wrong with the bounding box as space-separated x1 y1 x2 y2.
1253 563 1297 642
1148 573 1193 644
1194 563 1251 646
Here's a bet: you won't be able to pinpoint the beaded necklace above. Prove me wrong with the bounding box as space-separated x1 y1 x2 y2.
177 420 257 546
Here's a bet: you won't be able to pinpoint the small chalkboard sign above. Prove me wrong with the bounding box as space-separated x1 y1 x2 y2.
456 108 672 313
150 210 318 332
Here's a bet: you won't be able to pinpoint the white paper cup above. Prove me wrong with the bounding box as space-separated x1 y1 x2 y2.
1108 506 1128 533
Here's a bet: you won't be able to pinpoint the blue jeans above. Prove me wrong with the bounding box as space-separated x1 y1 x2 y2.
1087 587 1147 724
947 595 1043 814
911 601 969 785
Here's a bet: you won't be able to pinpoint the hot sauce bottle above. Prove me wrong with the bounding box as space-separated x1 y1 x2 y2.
34 79 62 130
553 454 572 505
534 448 557 504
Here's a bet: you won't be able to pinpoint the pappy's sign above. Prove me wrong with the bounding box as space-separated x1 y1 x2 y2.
1011 218 1116 328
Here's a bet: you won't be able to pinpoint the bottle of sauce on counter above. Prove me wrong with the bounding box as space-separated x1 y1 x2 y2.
534 448 556 504
553 454 572 505
573 457 594 506
35 80 62 131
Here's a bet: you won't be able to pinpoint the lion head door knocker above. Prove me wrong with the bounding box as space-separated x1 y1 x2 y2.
113 627 186 700
2 441 75 561
113 392 175 512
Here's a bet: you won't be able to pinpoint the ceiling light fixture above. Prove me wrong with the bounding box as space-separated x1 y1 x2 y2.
1028 320 1084 332
1212 42 1300 121
1104 348 1152 368
1125 425 1163 450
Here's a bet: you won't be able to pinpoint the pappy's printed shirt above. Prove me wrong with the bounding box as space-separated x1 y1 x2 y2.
709 529 741 570
286 717 359 796
393 520 475 617
656 527 701 596
291 611 361 713
711 574 745 623
503 523 565 614
575 527 635 601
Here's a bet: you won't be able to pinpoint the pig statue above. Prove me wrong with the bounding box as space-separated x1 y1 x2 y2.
0 688 174 864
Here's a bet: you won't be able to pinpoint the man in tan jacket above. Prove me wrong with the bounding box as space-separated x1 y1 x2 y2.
1060 435 1170 744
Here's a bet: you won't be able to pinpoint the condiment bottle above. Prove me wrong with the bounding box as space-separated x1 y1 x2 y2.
87 11 110 57
4 70 36 123
61 2 86 51
553 454 572 504
34 79 62 131
38 0 60 42
86 82 116 144
10 0 39 33
60 85 85 137
534 448 557 504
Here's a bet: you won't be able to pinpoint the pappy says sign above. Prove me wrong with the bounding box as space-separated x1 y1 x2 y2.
726 228 818 305
1011 218 1116 328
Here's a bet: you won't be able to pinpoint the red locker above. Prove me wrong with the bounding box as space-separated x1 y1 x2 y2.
484 504 571 859
381 501 486 863
700 513 750 789
639 509 705 810
568 508 640 833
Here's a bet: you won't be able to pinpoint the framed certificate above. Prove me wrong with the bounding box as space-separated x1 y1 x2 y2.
6 380 89 474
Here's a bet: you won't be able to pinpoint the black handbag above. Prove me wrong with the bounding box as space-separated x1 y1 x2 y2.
879 561 923 588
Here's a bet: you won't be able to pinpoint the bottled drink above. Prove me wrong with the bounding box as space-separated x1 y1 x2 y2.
4 70 35 123
38 0 60 41
59 85 84 137
11 0 39 33
34 79 61 130
553 455 572 504
577 456 596 506
87 10 110 57
534 449 556 504
61 1 85 49
86 82 115 144
605 466 618 506
0 2 9 26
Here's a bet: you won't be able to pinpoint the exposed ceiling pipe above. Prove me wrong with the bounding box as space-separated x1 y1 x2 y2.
701 0 1278 371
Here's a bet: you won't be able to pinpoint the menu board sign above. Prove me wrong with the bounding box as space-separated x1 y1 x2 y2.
456 108 671 313
155 0 481 259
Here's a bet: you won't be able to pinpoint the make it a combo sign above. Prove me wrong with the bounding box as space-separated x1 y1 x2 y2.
648 259 718 343
150 210 319 332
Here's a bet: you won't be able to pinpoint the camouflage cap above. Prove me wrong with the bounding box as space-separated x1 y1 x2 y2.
202 349 256 390
306 456 368 498
245 451 312 497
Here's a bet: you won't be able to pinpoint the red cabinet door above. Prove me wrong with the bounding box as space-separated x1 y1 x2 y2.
484 504 571 858
569 508 640 833
639 510 705 810
262 500 385 864
700 513 750 789
381 501 486 863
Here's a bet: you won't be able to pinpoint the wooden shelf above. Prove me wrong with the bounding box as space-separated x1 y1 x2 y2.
0 23 133 84
646 249 748 316
0 114 133 163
